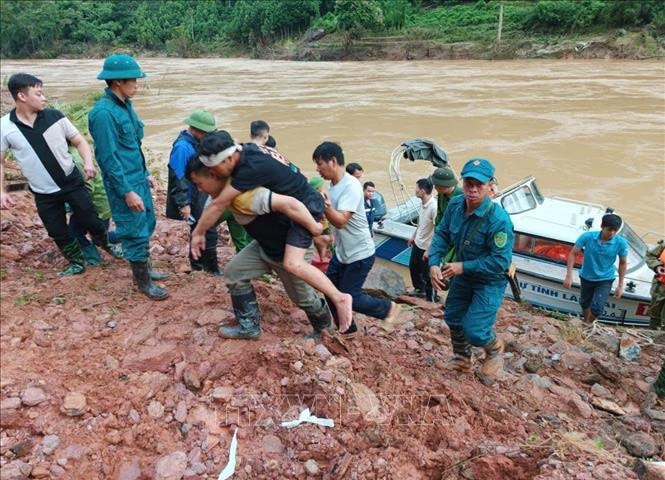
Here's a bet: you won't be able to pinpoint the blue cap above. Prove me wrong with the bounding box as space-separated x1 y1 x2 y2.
460 157 495 183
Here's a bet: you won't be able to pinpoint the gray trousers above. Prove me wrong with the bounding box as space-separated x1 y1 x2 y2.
224 240 327 317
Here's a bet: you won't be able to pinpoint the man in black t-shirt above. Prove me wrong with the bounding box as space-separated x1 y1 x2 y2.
191 130 354 337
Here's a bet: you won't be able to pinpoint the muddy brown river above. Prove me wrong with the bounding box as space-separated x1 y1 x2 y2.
1 58 663 236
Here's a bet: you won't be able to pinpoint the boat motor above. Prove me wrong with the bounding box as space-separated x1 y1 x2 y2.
372 191 388 228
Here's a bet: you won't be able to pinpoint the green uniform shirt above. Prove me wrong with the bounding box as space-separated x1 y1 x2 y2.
435 185 463 225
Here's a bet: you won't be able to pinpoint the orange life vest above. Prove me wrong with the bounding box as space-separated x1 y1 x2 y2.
658 248 665 284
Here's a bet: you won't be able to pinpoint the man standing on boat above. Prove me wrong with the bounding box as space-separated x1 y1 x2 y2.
644 239 664 330
429 158 513 385
563 213 627 323
431 166 463 226
89 53 169 300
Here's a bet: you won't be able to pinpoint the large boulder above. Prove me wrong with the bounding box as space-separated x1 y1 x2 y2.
362 263 406 299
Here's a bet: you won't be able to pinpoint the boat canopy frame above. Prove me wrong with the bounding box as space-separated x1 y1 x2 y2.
388 138 449 224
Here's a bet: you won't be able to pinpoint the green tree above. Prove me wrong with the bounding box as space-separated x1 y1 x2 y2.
335 0 384 50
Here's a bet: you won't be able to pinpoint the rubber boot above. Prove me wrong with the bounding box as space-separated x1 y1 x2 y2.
478 337 504 385
81 243 103 266
304 298 334 340
148 259 170 281
219 286 260 339
130 261 169 300
201 248 223 276
331 309 359 339
58 240 86 276
445 326 472 373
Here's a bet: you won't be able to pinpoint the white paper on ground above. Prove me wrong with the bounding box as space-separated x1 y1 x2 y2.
280 408 334 429
217 429 238 480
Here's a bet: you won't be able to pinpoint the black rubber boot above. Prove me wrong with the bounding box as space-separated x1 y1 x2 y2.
304 298 334 340
130 261 169 300
445 326 472 372
58 240 86 276
220 286 260 339
201 248 223 276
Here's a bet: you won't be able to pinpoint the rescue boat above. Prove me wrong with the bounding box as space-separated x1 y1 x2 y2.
373 140 657 327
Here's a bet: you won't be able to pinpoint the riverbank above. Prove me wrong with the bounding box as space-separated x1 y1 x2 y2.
264 29 665 61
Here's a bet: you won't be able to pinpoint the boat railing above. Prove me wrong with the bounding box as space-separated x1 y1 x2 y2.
388 145 418 225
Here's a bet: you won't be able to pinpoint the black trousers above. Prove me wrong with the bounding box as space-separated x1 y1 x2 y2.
33 172 106 250
409 244 434 301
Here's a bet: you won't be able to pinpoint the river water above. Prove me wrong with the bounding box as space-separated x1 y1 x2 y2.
1 58 663 236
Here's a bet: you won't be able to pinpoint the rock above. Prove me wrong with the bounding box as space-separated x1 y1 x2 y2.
590 333 620 354
211 386 233 403
291 361 303 372
113 458 141 480
523 347 546 373
61 392 86 416
590 397 625 415
147 400 165 419
619 336 641 362
29 466 50 478
350 382 383 421
326 356 352 370
32 331 51 347
9 439 33 458
314 344 332 361
49 465 66 478
105 355 120 369
0 460 32 480
514 374 552 402
304 459 320 476
174 401 187 423
105 429 122 445
128 409 140 424
195 309 233 326
0 408 23 428
121 343 179 373
568 396 593 419
1 397 21 410
262 434 284 454
21 387 47 406
633 460 665 480
622 432 660 458
318 370 334 383
591 357 622 382
302 27 326 43
41 434 60 455
183 366 201 390
560 349 592 370
363 263 406 298
154 451 187 480
590 383 613 400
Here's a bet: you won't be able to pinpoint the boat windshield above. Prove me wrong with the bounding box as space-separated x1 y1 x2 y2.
501 185 539 214
618 223 647 268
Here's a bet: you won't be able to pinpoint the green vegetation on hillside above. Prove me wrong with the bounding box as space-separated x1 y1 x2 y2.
1 0 664 58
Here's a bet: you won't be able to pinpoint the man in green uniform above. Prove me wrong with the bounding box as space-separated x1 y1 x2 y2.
431 166 463 226
645 239 665 330
89 53 168 300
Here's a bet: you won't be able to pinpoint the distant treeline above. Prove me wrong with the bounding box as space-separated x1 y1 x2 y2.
1 0 664 58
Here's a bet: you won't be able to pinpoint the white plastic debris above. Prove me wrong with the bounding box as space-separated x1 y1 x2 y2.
217 429 238 480
280 408 334 429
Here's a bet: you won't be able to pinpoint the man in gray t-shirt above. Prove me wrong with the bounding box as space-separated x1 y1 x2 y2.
313 141 401 336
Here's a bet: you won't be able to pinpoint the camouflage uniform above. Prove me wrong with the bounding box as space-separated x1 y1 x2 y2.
645 239 665 330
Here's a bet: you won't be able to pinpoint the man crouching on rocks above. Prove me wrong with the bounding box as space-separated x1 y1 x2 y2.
428 158 513 385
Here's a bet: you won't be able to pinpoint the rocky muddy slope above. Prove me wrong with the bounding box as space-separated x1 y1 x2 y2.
0 180 664 480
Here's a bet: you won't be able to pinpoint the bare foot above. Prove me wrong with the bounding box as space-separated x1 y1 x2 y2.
336 293 354 333
381 302 402 333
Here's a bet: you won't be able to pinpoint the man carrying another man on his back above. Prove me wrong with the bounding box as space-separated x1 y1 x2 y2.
564 212 627 323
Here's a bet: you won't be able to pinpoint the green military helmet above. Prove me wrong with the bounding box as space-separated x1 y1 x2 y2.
184 109 216 133
97 53 147 80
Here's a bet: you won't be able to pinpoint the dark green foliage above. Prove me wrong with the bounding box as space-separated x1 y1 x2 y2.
1 0 664 57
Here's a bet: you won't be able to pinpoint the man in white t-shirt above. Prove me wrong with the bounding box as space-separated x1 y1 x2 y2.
408 178 437 301
313 141 401 336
